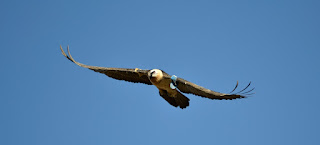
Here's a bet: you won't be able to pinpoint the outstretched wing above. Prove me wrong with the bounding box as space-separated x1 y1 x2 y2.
60 45 152 85
176 78 254 100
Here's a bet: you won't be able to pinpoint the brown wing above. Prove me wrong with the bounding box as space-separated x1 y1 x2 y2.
175 78 254 100
60 45 152 85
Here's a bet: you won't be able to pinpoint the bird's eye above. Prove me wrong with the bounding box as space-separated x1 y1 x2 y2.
150 71 155 76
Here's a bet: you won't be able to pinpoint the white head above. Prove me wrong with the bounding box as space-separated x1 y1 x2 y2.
148 69 163 82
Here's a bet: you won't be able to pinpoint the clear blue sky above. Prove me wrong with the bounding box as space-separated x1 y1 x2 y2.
1 0 319 145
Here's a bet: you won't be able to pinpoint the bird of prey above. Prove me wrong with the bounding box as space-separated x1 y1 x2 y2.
60 46 254 109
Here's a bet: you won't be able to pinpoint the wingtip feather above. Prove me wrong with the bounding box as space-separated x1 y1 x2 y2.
229 80 239 94
60 45 68 58
226 81 255 99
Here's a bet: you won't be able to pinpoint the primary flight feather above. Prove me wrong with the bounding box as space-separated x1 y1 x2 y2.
60 45 254 109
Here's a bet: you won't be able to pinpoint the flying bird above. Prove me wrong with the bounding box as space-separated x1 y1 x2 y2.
60 46 254 109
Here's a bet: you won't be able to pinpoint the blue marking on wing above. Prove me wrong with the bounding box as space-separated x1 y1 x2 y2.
170 75 178 89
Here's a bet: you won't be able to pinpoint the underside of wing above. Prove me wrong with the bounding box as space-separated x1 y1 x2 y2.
60 45 152 85
176 78 254 100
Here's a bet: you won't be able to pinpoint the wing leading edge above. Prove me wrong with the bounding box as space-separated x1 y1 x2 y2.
60 45 152 85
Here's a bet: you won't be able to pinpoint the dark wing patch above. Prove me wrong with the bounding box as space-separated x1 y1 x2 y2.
175 78 254 100
60 45 152 85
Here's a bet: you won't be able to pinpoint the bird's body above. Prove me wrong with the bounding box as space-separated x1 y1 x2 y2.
147 69 190 108
60 46 254 109
148 69 172 93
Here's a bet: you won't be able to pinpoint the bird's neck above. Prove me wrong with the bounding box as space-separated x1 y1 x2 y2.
151 73 163 84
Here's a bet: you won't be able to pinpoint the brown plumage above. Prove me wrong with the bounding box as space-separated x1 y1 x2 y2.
60 45 254 109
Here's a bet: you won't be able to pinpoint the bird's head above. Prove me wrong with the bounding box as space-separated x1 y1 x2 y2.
148 69 163 82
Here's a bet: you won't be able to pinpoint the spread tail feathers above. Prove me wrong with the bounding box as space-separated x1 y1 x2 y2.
159 90 190 109
175 91 190 109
